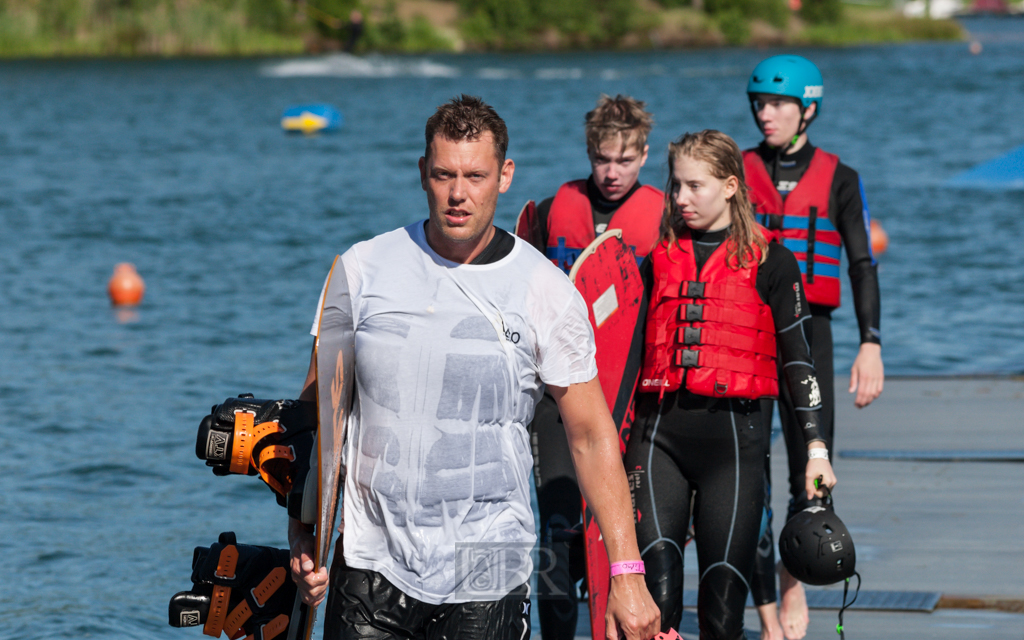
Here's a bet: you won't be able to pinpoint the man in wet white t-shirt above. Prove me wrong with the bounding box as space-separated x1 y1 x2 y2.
288 95 660 640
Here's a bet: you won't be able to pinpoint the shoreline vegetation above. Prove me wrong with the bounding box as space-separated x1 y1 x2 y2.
0 0 964 57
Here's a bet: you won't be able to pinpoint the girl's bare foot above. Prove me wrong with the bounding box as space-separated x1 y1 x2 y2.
778 563 809 640
756 602 785 640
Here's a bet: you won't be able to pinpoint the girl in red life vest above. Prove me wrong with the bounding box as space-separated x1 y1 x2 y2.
625 130 837 640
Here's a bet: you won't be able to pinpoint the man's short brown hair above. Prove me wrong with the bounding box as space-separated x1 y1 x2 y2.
584 94 653 153
424 95 509 163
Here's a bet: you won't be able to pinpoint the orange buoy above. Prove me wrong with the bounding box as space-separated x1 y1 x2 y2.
108 263 145 306
869 219 889 256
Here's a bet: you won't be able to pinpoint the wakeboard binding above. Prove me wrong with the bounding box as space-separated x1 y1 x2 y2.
168 531 307 640
196 394 316 520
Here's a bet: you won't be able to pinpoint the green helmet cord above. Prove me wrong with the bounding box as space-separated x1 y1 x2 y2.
772 106 815 186
812 478 862 640
836 571 862 639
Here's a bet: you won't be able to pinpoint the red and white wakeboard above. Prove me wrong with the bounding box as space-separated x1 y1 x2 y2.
568 230 646 640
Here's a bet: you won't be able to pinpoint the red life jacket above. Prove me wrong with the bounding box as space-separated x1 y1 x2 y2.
545 180 663 274
638 233 778 400
743 148 842 308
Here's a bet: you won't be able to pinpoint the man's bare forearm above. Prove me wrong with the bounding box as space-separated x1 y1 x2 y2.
573 430 640 562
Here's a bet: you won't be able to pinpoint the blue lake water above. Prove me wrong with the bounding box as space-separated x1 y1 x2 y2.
2 24 1024 639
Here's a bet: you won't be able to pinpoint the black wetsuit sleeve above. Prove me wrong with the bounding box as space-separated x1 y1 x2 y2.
639 253 654 307
831 163 881 345
759 244 825 445
535 196 554 251
638 255 655 343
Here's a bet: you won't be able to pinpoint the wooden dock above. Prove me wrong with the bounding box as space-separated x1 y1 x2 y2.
564 376 1024 639
754 375 1024 639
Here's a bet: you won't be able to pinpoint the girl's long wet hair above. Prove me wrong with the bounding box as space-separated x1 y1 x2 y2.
661 130 767 268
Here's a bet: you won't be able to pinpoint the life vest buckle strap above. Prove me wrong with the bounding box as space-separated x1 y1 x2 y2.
806 206 818 283
682 281 705 298
675 349 700 368
678 326 702 346
757 213 783 230
681 303 704 322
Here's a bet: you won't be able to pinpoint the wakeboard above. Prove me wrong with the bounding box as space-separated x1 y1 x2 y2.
289 255 357 640
568 229 646 640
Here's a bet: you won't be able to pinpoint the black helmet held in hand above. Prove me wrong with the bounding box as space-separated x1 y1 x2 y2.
778 501 856 586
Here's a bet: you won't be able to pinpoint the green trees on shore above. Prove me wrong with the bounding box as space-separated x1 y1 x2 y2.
453 0 904 48
457 0 639 48
0 0 962 57
0 0 305 55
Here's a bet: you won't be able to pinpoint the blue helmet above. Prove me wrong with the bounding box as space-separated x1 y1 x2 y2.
747 55 823 113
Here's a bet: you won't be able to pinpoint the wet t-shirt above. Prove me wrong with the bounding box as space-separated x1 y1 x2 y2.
310 221 597 604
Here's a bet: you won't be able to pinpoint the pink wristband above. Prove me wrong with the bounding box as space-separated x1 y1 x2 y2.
609 561 645 576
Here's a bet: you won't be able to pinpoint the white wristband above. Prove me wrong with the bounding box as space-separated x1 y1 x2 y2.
808 448 829 461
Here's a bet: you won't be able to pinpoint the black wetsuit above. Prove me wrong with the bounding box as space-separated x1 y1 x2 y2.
625 228 823 640
747 141 881 607
529 176 645 640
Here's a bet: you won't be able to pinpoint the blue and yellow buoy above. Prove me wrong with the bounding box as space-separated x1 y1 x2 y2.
281 104 342 134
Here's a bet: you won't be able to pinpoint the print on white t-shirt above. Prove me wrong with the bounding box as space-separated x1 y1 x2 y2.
311 222 596 604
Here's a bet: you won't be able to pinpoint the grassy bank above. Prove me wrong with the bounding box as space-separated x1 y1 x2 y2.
627 4 963 48
0 0 306 56
0 0 963 58
793 5 964 45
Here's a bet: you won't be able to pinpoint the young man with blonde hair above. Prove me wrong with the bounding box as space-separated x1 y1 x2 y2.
517 94 664 640
518 94 663 271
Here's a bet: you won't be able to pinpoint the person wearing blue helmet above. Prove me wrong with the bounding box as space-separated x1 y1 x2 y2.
742 55 884 640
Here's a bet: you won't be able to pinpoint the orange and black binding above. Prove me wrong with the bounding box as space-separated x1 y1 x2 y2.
169 532 306 640
196 395 315 519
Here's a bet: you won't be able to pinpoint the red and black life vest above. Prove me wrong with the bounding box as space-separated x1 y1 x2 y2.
545 180 663 274
743 148 842 309
638 233 778 400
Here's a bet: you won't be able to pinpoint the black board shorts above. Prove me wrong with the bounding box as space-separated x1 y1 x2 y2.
323 543 531 640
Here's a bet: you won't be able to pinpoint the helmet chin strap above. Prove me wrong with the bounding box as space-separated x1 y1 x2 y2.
767 106 815 186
